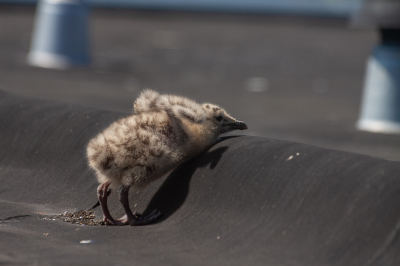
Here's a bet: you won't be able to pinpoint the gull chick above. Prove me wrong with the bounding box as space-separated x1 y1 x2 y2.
87 89 248 226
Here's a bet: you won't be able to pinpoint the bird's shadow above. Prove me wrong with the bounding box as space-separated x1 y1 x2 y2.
142 136 238 223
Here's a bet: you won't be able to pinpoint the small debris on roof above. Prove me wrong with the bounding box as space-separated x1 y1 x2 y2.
40 210 104 226
57 210 104 226
80 240 95 244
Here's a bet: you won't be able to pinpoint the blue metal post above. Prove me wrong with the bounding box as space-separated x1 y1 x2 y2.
27 0 91 69
356 29 400 133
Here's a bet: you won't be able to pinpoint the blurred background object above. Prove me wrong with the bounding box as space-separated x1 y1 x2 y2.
27 0 91 69
351 0 400 28
352 0 400 134
1 0 362 18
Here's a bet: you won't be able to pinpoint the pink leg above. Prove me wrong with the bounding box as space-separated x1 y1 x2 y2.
97 182 124 225
118 185 161 226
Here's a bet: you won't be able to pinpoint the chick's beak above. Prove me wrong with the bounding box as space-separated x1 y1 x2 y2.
231 120 248 130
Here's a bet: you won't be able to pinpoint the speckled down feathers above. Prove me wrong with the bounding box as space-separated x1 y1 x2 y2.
134 89 206 123
87 89 238 189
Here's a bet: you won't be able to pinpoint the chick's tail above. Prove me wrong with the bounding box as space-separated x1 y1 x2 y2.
86 133 114 172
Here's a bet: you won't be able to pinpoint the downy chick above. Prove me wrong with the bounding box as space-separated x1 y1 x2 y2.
87 89 247 226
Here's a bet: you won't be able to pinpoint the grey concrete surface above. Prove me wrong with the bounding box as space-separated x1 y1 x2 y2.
1 5 400 161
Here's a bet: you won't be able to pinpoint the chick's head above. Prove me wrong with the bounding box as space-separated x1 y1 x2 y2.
201 103 248 134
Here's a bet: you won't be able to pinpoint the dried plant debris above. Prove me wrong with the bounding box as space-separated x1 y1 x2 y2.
42 210 104 226
59 210 104 226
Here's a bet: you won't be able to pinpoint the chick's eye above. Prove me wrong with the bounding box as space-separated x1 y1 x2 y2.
216 116 223 122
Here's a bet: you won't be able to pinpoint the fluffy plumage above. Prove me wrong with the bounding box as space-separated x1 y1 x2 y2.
87 89 247 226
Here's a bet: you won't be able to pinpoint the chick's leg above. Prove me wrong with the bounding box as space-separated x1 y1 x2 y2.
118 185 162 226
97 181 122 225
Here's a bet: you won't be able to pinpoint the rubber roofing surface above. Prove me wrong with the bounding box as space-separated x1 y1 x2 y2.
1 6 400 266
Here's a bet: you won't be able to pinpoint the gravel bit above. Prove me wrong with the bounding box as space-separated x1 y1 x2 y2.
55 210 104 226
